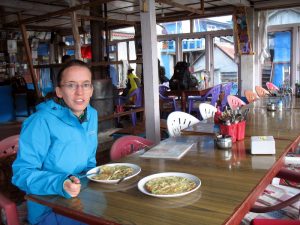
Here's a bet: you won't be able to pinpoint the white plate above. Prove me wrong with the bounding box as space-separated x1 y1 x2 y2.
86 163 141 184
138 172 201 198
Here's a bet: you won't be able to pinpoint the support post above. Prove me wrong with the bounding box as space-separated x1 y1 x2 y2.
140 0 161 143
17 13 41 99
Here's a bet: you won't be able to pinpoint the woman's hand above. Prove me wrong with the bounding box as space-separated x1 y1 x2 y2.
63 176 81 197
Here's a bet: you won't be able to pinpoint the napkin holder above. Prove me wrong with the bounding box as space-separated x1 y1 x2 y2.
251 136 275 154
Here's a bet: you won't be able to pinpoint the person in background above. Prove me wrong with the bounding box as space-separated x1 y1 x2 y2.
12 60 98 225
104 56 118 87
122 65 141 97
158 59 169 84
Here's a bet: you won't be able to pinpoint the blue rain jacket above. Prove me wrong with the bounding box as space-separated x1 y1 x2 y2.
12 99 98 224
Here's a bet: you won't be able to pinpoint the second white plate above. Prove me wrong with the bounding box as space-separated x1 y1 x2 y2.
86 163 141 184
138 172 201 198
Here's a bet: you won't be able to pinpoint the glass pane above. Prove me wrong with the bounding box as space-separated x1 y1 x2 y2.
193 16 233 32
117 42 127 60
268 31 291 88
157 40 176 80
182 38 205 89
213 36 238 94
157 20 190 35
268 8 300 26
129 41 136 60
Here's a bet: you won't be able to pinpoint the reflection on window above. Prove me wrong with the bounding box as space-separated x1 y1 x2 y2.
193 16 233 32
213 36 237 93
157 20 190 35
268 8 300 26
182 38 206 89
118 42 127 60
157 40 176 79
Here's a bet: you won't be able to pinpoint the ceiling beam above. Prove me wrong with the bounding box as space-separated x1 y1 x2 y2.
156 5 234 23
78 14 137 26
0 0 65 13
6 0 114 25
155 0 204 15
220 0 250 7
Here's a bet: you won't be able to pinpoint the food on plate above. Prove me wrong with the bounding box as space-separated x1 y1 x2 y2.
92 165 134 180
145 176 196 195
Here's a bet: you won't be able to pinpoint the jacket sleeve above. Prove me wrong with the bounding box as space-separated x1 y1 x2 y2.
12 115 70 198
86 108 98 171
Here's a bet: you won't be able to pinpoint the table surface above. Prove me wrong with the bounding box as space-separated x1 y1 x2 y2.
248 96 300 109
26 97 300 225
183 97 300 139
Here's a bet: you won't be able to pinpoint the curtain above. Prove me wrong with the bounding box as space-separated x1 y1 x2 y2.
258 11 269 64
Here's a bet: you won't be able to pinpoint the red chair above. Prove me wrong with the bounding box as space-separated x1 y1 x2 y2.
110 135 154 161
0 192 20 225
266 82 280 91
0 135 19 158
227 95 246 110
0 135 19 181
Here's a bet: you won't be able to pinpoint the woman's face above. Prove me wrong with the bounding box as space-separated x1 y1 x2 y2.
56 65 93 117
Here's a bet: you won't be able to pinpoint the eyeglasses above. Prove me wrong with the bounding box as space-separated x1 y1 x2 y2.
61 83 93 91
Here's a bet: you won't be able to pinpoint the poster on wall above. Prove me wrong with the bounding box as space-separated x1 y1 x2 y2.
234 7 253 55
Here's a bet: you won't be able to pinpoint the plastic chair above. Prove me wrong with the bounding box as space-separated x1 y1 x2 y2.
220 82 233 111
159 85 179 111
187 84 221 114
167 111 200 137
255 86 270 97
110 135 154 161
266 82 280 91
244 90 259 103
0 192 20 225
227 95 246 110
199 103 217 120
10 75 36 116
114 87 143 126
0 135 19 181
0 135 19 159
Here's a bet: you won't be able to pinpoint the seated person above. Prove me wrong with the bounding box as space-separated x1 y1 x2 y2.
12 60 97 225
158 59 169 84
122 66 141 99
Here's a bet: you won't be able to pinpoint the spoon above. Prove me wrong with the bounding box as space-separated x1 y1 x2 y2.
78 167 101 179
116 176 126 184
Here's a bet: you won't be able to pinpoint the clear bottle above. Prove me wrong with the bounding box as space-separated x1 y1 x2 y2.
277 98 283 110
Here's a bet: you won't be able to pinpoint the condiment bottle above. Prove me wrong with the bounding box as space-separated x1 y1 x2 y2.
214 107 222 124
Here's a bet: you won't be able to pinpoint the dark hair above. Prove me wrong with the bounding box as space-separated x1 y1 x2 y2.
57 59 92 86
62 55 71 63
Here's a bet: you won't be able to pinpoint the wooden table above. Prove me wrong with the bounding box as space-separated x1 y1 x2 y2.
248 96 300 109
182 119 218 136
26 135 297 225
183 98 300 140
166 88 211 112
26 97 300 225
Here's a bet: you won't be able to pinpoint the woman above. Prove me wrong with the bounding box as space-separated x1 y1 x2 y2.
12 60 98 225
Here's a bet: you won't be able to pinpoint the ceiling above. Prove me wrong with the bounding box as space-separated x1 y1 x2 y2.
1 0 300 33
